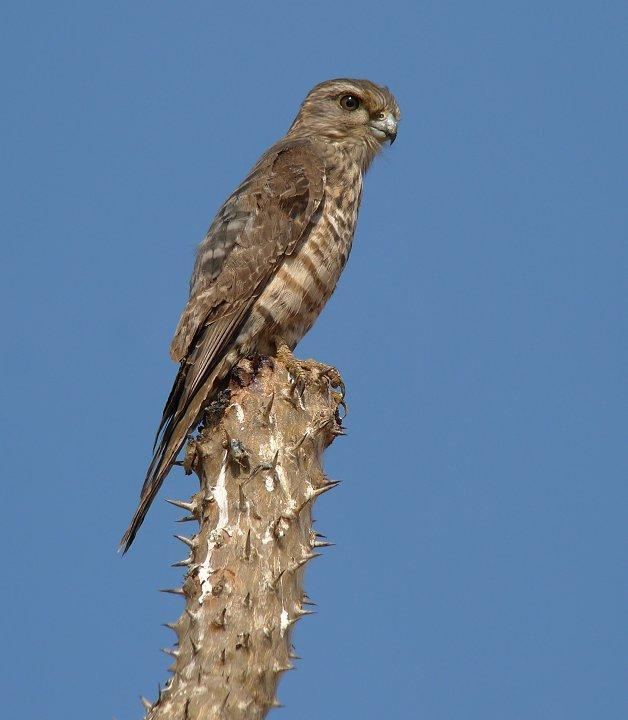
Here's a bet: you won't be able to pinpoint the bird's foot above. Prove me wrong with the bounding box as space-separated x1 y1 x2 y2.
275 340 308 398
274 339 346 414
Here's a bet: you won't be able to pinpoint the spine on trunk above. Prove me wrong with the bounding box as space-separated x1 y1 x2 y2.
142 356 344 720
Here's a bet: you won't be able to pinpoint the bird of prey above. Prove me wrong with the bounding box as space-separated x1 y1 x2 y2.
121 78 400 551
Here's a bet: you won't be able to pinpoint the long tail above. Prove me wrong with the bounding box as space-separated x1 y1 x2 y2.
119 365 228 553
118 437 184 553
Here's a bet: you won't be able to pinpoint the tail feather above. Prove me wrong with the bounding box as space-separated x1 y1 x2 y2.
119 467 168 554
119 368 225 553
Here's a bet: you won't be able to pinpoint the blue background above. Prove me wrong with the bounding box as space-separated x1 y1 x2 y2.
2 2 626 718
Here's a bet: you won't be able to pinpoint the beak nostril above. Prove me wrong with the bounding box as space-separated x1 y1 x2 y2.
369 111 397 144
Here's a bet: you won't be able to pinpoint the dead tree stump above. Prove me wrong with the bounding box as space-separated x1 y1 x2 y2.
142 354 344 720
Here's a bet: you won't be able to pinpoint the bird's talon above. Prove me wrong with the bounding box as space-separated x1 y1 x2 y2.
324 368 345 397
333 395 348 420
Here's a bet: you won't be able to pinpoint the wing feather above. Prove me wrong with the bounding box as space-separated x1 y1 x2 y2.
121 140 325 551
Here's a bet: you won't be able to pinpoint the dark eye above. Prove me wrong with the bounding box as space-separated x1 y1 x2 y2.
340 94 361 111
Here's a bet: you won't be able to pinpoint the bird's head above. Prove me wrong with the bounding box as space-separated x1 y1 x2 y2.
288 78 400 166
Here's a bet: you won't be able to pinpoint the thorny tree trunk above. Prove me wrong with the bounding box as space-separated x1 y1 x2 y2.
141 355 345 720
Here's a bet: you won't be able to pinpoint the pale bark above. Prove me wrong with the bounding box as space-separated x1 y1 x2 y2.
141 355 344 720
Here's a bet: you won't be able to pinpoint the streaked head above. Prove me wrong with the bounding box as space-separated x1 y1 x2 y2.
288 78 400 160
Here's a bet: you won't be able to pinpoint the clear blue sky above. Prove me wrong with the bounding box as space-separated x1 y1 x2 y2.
1 2 626 718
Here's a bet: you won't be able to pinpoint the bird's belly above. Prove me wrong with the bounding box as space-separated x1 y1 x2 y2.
246 216 354 354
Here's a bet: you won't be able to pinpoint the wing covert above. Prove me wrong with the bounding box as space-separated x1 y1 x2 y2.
152 141 325 453
169 141 325 365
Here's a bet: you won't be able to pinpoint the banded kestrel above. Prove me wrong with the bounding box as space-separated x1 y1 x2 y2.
121 78 399 551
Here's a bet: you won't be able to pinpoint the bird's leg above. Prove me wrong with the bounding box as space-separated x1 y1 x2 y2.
274 337 308 398
274 337 346 412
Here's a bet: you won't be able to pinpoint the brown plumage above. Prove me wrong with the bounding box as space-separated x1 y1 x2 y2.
121 79 400 551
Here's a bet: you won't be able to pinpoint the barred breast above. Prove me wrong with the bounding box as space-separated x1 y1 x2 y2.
253 177 362 354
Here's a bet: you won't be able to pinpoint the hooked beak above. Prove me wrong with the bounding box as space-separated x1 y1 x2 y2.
369 112 398 144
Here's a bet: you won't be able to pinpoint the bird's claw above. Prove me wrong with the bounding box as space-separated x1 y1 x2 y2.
274 337 346 413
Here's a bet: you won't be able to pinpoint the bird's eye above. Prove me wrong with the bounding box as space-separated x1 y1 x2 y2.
340 95 361 111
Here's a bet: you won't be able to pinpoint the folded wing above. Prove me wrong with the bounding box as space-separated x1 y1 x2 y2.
120 141 325 551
